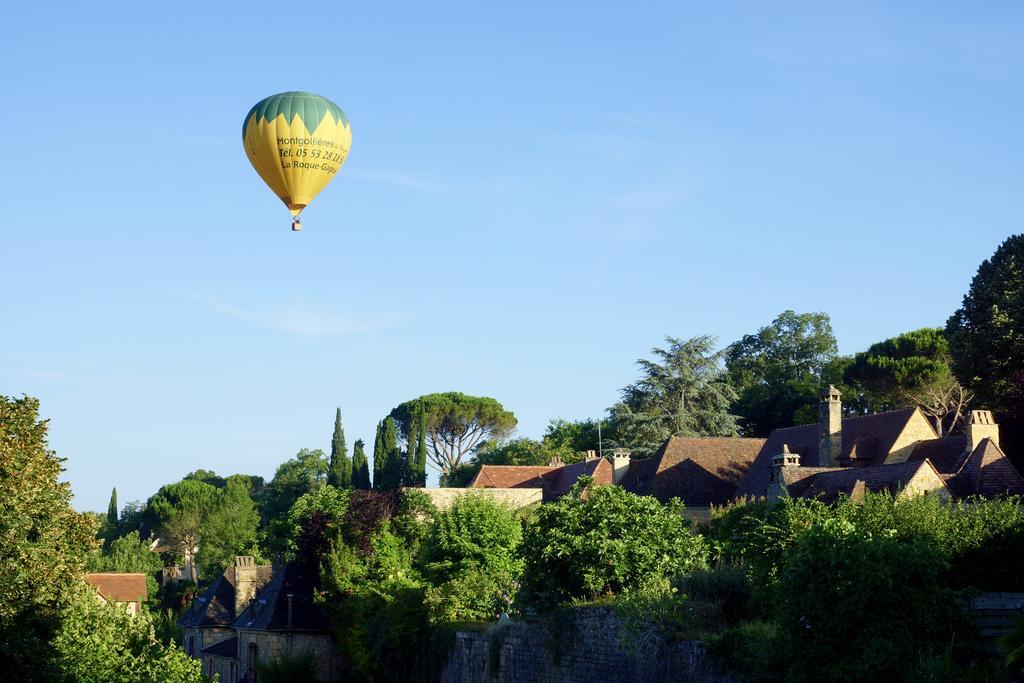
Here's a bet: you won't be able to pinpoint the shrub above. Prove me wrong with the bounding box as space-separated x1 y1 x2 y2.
419 493 523 583
704 620 783 681
424 567 517 623
680 565 753 626
519 478 707 607
776 517 958 682
255 650 320 683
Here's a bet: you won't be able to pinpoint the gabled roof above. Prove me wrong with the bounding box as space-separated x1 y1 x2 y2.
470 465 553 489
200 636 238 658
541 458 612 500
85 573 148 604
233 563 329 632
906 433 970 473
736 409 922 499
951 438 1024 498
178 564 272 628
623 436 765 506
784 460 944 503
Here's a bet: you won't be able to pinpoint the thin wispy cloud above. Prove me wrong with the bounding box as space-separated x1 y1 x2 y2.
180 290 397 337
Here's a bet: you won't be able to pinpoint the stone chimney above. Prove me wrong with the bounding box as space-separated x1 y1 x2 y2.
767 445 800 501
965 410 999 453
818 385 842 467
548 456 564 468
233 556 258 618
585 449 598 461
611 448 631 485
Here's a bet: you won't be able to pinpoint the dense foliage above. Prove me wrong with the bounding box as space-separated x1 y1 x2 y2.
0 395 97 682
725 310 839 436
327 407 352 489
520 478 708 605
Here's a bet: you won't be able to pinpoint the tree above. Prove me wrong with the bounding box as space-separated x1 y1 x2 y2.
389 392 518 478
328 407 352 489
148 479 220 583
54 582 205 683
373 417 403 490
725 311 838 436
107 487 118 529
0 395 97 682
352 439 371 489
844 328 971 434
260 448 329 553
86 531 164 599
947 235 1024 457
198 478 261 579
610 335 739 457
407 402 428 488
543 418 609 456
519 478 708 606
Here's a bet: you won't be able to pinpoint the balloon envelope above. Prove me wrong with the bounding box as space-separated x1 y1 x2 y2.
242 91 352 217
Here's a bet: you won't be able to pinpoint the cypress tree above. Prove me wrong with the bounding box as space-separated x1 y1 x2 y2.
372 421 385 490
380 416 401 489
352 439 371 489
107 487 118 527
327 407 352 488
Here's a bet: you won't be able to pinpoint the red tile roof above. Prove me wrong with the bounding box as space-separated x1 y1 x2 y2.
541 458 612 500
470 465 553 489
624 436 765 506
86 573 148 604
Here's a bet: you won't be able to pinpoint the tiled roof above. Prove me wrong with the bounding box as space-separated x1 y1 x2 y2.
906 433 970 473
178 564 272 628
624 436 765 506
735 409 921 499
233 563 329 632
784 460 942 503
200 636 238 658
470 465 553 489
952 438 1024 497
85 573 148 604
541 458 612 500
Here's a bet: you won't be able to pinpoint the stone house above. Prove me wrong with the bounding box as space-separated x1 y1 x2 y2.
85 573 148 615
736 386 1024 502
179 556 340 682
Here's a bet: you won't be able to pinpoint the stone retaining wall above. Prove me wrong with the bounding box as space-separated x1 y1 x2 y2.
440 607 733 683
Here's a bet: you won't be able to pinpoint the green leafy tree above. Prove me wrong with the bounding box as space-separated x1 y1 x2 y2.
328 407 352 489
182 469 226 488
0 395 97 682
54 582 205 683
199 478 261 579
260 448 329 553
87 531 164 598
520 478 708 606
543 418 609 456
148 479 220 582
389 392 518 479
420 494 522 622
844 328 970 434
725 311 838 436
107 487 118 529
352 439 371 489
947 234 1024 456
610 335 739 457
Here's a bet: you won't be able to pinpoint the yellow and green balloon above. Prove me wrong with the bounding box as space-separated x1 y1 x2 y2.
242 91 352 231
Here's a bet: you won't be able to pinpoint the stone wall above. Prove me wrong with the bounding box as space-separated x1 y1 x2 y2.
236 629 341 682
441 607 733 683
422 488 542 511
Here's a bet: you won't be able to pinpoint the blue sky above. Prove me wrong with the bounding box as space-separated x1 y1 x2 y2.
2 2 1021 511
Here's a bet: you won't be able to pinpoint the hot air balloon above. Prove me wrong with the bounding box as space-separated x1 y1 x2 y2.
242 91 352 231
